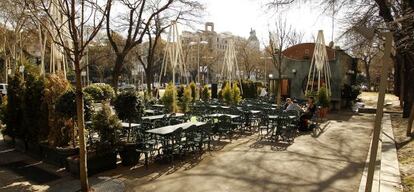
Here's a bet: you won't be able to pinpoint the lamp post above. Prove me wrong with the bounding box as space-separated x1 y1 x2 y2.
260 56 272 84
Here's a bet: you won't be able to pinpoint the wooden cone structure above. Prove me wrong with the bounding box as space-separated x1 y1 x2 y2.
306 30 332 95
159 21 188 86
220 40 243 93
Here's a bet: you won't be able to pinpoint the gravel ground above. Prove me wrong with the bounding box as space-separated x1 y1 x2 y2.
391 114 414 191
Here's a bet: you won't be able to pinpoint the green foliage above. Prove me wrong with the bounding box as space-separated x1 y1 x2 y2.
200 85 211 101
114 91 143 123
94 83 115 101
317 87 330 108
0 96 7 125
222 83 232 105
44 74 71 147
4 72 24 138
23 73 48 145
91 104 121 148
179 86 192 112
305 90 318 98
83 83 115 102
161 83 178 113
55 89 93 121
232 83 242 105
218 90 223 101
83 84 104 101
189 82 198 102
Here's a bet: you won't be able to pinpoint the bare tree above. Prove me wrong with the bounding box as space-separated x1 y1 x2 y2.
266 17 302 104
105 0 203 92
264 0 414 135
236 40 261 79
26 0 112 191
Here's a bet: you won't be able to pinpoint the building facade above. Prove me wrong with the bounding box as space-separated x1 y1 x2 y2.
269 43 357 108
181 22 260 83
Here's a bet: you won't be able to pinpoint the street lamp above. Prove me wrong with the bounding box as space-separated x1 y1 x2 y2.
189 40 208 85
260 56 272 83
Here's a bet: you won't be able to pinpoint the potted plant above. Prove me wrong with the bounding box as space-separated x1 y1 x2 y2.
179 85 192 113
231 82 242 105
317 87 330 118
222 82 233 106
114 91 143 166
66 104 120 176
189 82 198 102
43 89 92 167
161 83 178 113
200 85 211 101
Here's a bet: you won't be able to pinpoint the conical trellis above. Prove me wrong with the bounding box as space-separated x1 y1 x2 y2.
220 40 243 93
159 21 188 85
306 30 332 95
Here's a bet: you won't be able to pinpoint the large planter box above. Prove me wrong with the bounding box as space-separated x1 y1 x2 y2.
42 145 79 167
66 151 117 177
119 143 140 166
15 138 27 152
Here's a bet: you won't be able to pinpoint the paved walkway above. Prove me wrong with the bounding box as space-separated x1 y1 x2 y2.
119 112 374 192
0 112 374 192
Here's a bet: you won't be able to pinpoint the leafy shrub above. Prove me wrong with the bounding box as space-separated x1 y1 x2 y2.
43 74 71 146
232 83 242 105
23 73 48 145
189 82 198 102
0 96 7 125
83 84 104 101
317 87 330 108
200 85 210 101
55 89 93 121
179 86 192 113
222 83 232 105
4 72 24 138
94 83 115 101
92 104 121 149
114 91 143 142
55 89 93 147
161 83 178 113
305 90 318 98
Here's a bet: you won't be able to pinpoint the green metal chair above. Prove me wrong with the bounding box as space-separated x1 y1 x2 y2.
216 115 234 141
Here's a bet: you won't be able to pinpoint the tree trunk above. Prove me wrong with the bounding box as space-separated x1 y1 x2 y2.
112 56 125 93
145 70 153 93
407 103 414 136
74 57 89 192
364 61 371 89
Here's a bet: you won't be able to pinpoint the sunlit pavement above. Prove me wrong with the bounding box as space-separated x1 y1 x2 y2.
0 111 374 192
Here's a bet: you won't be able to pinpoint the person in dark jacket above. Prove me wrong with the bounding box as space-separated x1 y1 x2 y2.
299 97 317 131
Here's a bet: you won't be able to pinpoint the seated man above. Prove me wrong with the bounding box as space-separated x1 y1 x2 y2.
285 99 304 115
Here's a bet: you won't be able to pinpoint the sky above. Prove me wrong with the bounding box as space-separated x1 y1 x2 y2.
194 0 341 47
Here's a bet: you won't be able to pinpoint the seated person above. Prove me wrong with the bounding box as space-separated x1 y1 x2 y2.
285 99 304 115
299 97 317 131
259 87 268 97
283 98 291 110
